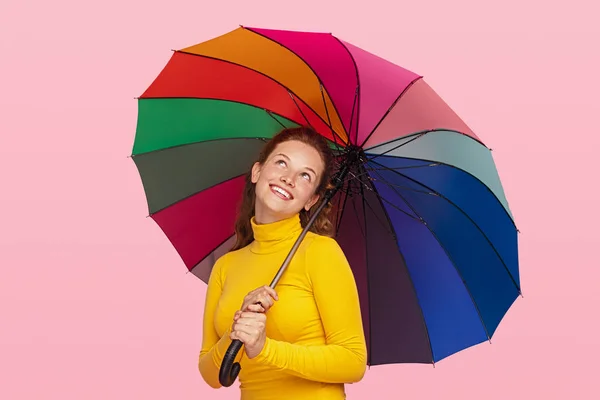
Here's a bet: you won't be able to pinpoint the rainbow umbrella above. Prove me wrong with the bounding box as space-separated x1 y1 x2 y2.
131 26 521 385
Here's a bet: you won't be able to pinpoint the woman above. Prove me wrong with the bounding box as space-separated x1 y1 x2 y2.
198 127 367 399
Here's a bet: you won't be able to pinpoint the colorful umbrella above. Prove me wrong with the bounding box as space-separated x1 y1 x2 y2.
131 26 521 386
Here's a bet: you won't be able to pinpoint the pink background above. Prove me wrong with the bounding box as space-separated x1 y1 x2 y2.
1 0 598 398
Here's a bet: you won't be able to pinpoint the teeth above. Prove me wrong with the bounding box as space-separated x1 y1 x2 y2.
272 186 291 199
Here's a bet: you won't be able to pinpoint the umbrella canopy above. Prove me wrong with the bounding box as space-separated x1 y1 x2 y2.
131 26 521 369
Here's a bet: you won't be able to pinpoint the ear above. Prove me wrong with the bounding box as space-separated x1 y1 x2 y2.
304 194 320 211
251 162 261 184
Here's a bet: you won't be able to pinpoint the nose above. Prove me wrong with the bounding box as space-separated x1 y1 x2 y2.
280 175 294 187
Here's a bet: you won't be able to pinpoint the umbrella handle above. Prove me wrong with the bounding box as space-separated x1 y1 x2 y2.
219 338 243 387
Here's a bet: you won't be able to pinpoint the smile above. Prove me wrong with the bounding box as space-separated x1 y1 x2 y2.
270 185 293 200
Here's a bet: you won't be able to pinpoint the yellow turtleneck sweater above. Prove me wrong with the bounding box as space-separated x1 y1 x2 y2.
198 213 367 399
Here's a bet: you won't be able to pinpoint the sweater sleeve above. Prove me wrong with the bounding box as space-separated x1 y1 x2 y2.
252 236 367 383
198 257 233 389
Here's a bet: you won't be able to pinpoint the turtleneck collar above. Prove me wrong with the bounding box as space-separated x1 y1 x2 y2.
249 213 303 254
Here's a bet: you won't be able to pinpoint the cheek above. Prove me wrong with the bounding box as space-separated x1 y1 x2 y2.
297 182 316 201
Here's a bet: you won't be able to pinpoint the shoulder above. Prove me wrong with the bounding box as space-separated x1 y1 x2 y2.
304 233 350 269
305 233 344 256
303 233 356 288
208 248 240 283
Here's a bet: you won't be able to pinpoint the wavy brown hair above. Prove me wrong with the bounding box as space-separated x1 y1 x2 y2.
230 126 336 251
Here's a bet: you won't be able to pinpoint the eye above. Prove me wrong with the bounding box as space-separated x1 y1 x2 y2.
276 159 286 167
301 172 312 181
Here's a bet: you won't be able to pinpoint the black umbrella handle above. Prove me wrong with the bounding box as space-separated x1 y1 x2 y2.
219 338 243 387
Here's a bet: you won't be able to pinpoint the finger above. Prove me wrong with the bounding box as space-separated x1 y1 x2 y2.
240 311 267 321
230 330 246 342
256 296 273 310
245 303 265 313
254 295 275 309
234 317 253 327
231 329 254 345
261 285 279 301
243 298 271 313
232 322 265 337
234 314 263 327
234 320 264 332
232 323 260 338
234 320 265 335
247 286 278 301
243 299 267 311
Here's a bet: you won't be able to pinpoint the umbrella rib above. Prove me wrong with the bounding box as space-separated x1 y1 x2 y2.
144 172 247 217
366 163 441 171
358 76 422 149
364 167 426 223
360 184 423 223
328 35 361 145
347 85 358 146
345 164 419 220
334 178 356 236
367 158 520 292
366 179 437 197
363 128 489 156
358 176 373 366
366 165 493 342
242 28 350 140
265 109 288 129
349 183 367 241
173 50 347 144
364 131 429 162
132 136 270 159
333 182 351 235
318 84 346 148
189 233 237 280
365 153 517 230
359 164 435 364
286 91 316 129
357 169 400 239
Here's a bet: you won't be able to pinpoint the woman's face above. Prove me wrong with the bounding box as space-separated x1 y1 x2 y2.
251 140 325 224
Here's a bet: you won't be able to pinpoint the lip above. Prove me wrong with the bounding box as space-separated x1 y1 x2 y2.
270 184 293 200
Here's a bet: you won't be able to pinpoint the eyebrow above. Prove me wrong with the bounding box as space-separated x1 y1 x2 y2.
275 153 317 176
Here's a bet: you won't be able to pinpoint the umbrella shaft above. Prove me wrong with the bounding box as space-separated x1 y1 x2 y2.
269 160 352 288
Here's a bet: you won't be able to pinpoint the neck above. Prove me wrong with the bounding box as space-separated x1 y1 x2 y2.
253 209 291 225
249 213 303 254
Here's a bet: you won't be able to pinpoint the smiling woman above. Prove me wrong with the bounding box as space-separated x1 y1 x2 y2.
252 137 325 222
231 127 340 251
198 127 367 400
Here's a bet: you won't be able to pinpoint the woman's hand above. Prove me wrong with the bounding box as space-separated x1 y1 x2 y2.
240 285 279 313
230 286 277 358
230 310 268 359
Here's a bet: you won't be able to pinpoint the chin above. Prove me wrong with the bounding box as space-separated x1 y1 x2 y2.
265 203 297 217
257 201 299 220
